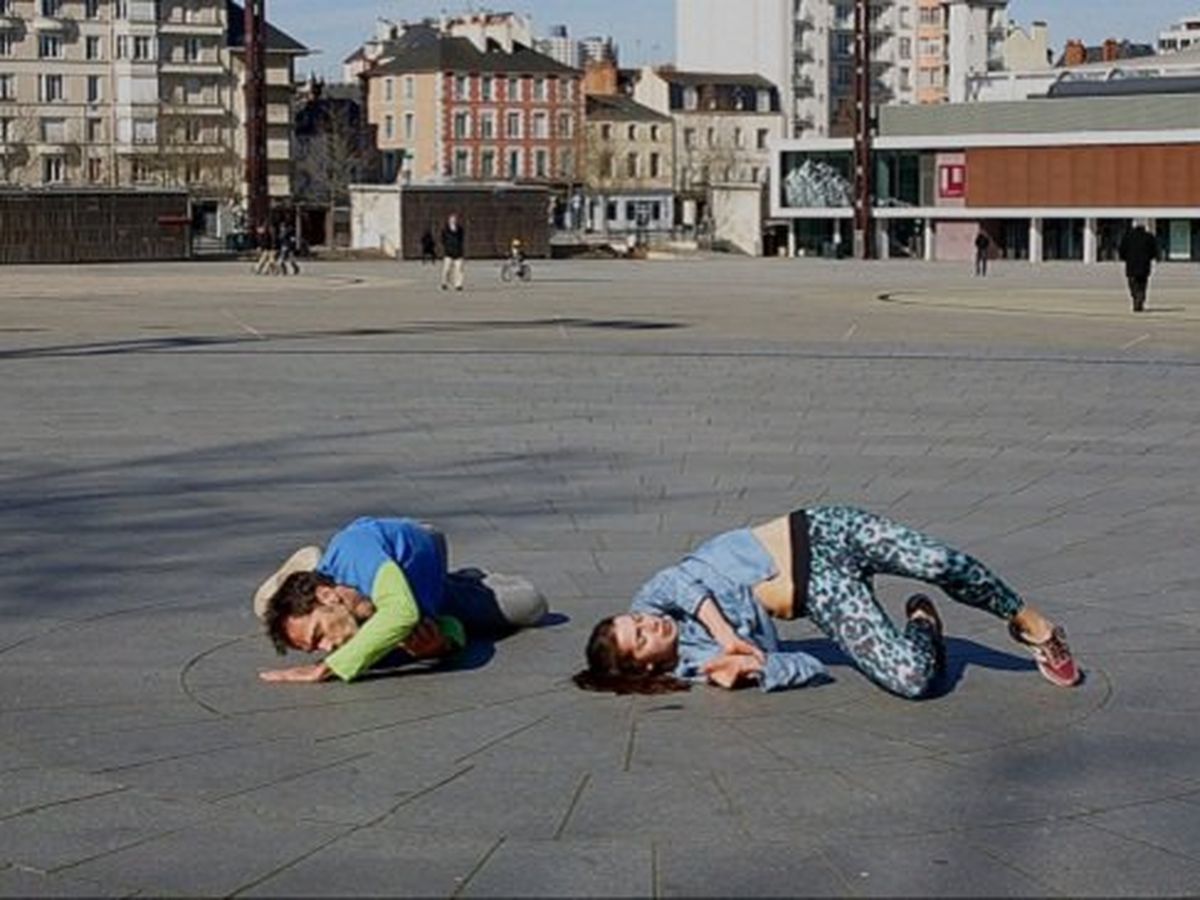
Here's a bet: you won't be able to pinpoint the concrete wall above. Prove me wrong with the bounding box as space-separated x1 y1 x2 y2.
711 184 764 256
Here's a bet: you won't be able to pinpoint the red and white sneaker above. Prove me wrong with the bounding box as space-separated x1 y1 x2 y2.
1010 622 1081 687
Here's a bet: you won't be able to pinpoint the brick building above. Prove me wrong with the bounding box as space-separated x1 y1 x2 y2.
358 15 584 191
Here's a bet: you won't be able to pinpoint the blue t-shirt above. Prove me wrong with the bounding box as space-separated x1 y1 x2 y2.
317 517 446 616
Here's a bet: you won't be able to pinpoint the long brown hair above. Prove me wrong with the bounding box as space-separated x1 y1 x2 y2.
572 617 690 695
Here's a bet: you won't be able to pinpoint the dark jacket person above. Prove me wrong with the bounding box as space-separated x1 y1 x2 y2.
1118 225 1160 312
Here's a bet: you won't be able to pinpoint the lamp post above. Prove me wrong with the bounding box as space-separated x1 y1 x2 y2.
852 0 873 260
244 0 269 233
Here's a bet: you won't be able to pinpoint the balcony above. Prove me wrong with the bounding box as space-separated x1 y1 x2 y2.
160 59 223 75
33 14 69 31
0 14 21 30
159 20 226 36
793 75 815 97
794 46 814 64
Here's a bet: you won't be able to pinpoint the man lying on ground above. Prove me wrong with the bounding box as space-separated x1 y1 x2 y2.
254 516 547 683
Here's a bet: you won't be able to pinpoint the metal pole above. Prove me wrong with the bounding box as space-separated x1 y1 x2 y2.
244 0 269 233
853 0 873 260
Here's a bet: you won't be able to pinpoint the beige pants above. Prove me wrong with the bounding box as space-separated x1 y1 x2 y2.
441 256 464 289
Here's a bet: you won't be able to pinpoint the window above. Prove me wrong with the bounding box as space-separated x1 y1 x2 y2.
506 110 522 138
626 123 637 140
756 128 769 150
706 127 716 148
87 157 103 182
734 127 745 149
562 78 574 103
39 34 63 59
86 117 103 142
481 75 493 101
683 87 698 110
560 148 573 178
532 111 548 139
600 123 612 141
42 155 66 184
86 36 102 60
185 119 202 142
0 34 11 57
404 76 414 99
455 74 468 100
453 148 469 177
184 37 200 62
899 37 912 60
606 201 617 221
403 112 414 140
557 112 571 138
480 111 495 139
133 36 153 61
835 33 853 58
87 75 102 103
532 77 546 101
384 114 394 140
41 0 61 15
683 127 695 149
757 89 771 112
0 74 12 100
625 151 638 178
115 0 127 17
41 117 66 142
650 124 660 142
480 148 496 178
132 159 153 183
534 148 548 177
507 148 521 178
0 117 9 141
507 76 521 101
649 152 660 178
115 35 127 59
133 118 156 144
39 74 64 102
453 111 470 139
384 78 394 101
85 0 100 18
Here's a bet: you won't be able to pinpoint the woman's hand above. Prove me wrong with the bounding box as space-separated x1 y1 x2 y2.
696 598 766 664
702 652 764 689
402 619 453 660
259 663 332 684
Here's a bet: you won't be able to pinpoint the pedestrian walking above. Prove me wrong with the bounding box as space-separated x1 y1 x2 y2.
1118 222 1160 312
440 214 465 291
253 224 276 275
277 223 301 276
974 229 990 277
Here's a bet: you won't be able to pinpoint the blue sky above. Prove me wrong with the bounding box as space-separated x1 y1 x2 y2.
274 1 1200 80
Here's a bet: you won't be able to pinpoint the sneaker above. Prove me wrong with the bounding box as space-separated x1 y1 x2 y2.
1010 621 1080 687
905 593 946 676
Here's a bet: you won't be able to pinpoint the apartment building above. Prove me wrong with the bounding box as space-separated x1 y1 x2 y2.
633 67 783 226
678 0 1010 137
0 0 305 232
360 14 584 188
583 90 674 234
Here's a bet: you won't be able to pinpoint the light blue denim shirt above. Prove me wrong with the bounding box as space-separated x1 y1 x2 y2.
630 528 827 692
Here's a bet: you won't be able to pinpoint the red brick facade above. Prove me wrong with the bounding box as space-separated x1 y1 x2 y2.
439 72 585 184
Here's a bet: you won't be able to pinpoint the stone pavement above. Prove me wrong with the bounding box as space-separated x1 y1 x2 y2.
1 257 1199 897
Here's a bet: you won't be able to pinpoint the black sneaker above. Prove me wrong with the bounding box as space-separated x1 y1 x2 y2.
906 593 946 676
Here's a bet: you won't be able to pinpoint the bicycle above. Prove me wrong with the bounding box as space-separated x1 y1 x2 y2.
500 258 532 282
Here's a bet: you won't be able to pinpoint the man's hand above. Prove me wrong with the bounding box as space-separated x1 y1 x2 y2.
401 619 453 660
259 663 332 684
702 652 764 690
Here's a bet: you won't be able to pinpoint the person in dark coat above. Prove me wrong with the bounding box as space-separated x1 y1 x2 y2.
1118 223 1160 312
440 214 466 291
974 230 991 277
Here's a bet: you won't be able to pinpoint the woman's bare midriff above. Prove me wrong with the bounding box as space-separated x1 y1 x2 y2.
750 514 797 619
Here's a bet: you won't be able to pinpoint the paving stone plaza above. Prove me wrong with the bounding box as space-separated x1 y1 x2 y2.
2 257 1199 896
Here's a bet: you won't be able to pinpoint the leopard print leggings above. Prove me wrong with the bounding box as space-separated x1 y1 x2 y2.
806 506 1025 699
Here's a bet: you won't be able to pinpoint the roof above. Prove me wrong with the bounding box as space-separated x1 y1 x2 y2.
585 94 671 123
367 33 579 77
1055 41 1155 67
227 1 309 55
654 69 776 90
1048 75 1200 98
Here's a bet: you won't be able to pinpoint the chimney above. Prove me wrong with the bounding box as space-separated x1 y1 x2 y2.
1102 38 1120 62
1062 39 1086 67
583 58 618 96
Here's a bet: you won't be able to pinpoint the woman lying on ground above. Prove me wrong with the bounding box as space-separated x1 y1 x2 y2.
574 506 1080 697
